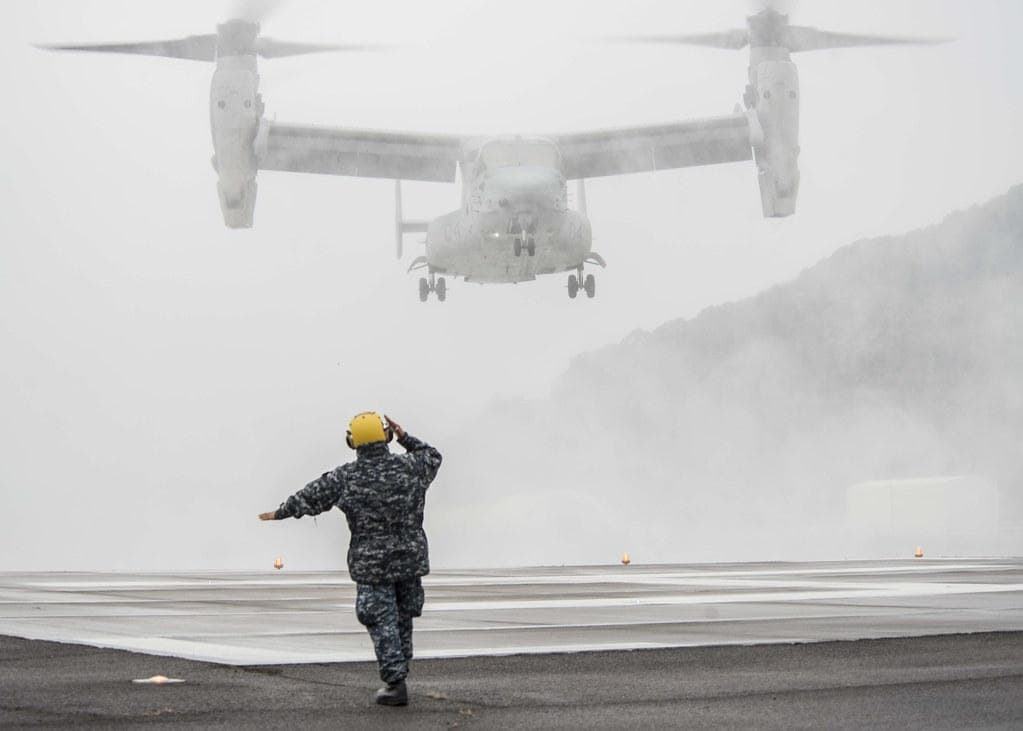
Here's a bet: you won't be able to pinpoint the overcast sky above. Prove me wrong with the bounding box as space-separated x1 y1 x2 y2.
2 0 1021 570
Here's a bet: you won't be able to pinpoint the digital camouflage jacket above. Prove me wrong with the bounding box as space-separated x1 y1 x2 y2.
275 433 442 583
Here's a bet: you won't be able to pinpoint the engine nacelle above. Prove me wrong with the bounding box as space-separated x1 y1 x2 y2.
751 59 800 217
209 56 262 228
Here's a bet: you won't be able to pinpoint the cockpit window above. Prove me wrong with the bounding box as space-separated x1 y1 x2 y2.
479 140 561 170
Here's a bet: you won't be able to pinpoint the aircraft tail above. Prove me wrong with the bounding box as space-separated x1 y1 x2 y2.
394 180 429 259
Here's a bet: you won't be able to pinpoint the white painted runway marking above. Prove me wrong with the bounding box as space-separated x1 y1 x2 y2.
14 561 1009 591
421 563 1014 586
1 560 1020 666
417 583 1023 612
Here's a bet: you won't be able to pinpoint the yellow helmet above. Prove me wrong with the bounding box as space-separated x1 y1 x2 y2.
346 411 392 449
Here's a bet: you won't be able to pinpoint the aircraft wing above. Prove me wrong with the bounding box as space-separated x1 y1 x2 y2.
551 114 752 179
257 122 465 183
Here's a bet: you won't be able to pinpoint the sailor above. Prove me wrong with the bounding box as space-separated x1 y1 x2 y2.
259 412 442 706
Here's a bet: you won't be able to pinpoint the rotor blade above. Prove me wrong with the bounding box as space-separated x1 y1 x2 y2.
616 29 750 50
37 34 216 61
255 37 387 58
785 25 950 52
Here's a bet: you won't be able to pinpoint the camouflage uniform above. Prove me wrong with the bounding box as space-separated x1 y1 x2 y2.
274 432 442 683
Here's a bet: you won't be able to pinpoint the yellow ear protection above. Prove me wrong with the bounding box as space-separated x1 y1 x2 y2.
346 411 394 449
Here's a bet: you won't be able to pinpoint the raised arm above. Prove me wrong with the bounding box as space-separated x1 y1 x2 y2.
386 416 442 485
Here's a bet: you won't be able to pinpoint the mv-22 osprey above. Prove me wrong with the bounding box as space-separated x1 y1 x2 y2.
42 8 943 302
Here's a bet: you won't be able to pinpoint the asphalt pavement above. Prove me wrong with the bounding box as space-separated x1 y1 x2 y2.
2 632 1022 728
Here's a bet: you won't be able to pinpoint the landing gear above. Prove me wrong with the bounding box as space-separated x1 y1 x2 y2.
418 273 447 303
567 266 597 300
513 237 536 257
509 213 538 257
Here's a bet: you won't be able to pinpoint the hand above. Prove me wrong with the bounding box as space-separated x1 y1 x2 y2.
258 511 278 521
385 415 405 440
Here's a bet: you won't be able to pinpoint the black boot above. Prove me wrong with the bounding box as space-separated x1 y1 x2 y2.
375 680 408 706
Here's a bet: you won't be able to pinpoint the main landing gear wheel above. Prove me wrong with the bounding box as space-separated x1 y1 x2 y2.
418 274 447 303
526 238 535 257
567 274 579 299
566 253 604 301
567 267 597 300
513 238 522 257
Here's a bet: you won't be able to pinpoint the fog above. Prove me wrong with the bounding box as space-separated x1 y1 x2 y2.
1 1 1021 570
432 186 1023 565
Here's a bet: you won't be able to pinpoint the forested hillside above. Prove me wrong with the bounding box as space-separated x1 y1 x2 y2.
429 185 1023 565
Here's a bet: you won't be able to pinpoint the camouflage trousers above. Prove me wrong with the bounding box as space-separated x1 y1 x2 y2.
355 578 425 684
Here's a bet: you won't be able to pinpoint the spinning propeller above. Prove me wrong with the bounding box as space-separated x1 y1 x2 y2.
36 0 379 61
619 5 949 53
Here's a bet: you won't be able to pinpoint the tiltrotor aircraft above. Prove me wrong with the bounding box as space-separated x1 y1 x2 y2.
41 6 943 302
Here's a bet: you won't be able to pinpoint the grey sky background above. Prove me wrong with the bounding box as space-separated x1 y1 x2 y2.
2 0 1021 570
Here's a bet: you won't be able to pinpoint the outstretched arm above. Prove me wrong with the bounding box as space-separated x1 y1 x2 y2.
386 415 443 484
258 468 345 521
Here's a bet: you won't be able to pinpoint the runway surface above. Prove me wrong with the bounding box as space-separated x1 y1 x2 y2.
3 632 1022 728
1 559 1021 665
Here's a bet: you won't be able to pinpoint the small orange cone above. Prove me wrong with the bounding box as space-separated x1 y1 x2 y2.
273 556 284 570
914 546 924 558
132 675 184 685
621 552 631 566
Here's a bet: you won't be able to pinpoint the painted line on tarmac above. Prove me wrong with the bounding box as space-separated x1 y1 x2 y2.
416 583 1023 612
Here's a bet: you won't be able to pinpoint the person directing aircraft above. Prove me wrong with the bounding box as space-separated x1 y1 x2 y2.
258 412 442 706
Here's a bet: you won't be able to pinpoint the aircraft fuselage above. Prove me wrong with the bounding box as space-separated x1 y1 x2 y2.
424 139 593 284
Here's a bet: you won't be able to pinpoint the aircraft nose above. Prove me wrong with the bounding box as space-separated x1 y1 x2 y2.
488 167 562 208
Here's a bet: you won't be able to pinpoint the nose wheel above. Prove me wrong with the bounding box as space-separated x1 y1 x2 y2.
513 237 536 257
418 274 447 302
510 216 537 257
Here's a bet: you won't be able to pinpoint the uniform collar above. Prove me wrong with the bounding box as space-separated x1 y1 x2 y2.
356 442 390 459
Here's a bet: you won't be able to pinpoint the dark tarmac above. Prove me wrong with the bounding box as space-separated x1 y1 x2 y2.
2 632 1022 729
